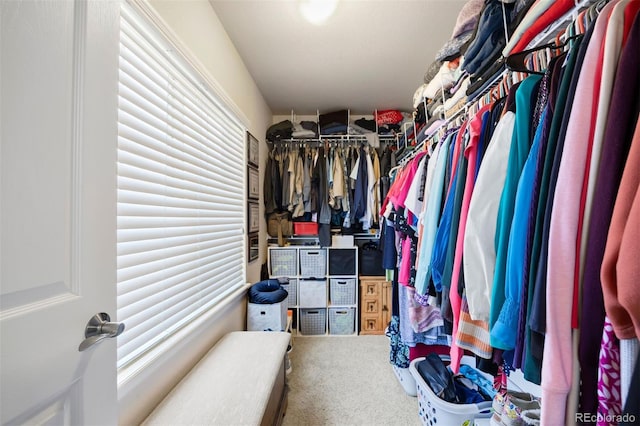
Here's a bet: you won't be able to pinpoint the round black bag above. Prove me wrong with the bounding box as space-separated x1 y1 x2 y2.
249 279 288 304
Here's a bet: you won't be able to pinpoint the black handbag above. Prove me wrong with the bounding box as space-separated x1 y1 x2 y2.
359 241 385 276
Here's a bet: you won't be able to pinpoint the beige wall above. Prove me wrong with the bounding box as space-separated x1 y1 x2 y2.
118 1 272 423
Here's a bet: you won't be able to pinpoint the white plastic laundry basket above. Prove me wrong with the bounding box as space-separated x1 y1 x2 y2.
409 357 493 426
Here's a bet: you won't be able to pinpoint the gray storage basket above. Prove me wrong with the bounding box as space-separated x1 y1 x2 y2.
329 278 356 305
300 308 326 335
328 307 355 335
280 279 297 308
299 248 326 278
270 248 297 276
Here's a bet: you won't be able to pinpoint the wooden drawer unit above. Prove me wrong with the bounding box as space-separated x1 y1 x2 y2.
364 298 380 315
359 276 391 335
362 280 380 297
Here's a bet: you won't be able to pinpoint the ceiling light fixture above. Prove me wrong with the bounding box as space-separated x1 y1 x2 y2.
299 0 338 25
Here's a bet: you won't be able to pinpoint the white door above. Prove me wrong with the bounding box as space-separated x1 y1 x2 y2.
1 0 120 424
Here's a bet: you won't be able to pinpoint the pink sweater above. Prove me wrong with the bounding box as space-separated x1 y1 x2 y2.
543 2 616 424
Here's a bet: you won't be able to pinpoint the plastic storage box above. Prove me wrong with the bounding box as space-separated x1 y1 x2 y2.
247 301 287 332
293 222 318 235
270 248 298 277
298 279 326 308
328 307 355 335
329 278 356 305
280 279 297 308
299 308 326 335
409 356 493 426
299 249 326 278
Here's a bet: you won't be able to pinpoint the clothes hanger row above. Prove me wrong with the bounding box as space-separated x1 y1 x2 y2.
395 0 603 167
505 32 584 74
269 138 395 151
505 0 604 75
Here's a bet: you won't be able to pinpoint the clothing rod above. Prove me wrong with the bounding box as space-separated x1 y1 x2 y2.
396 67 508 167
523 0 594 49
268 135 397 144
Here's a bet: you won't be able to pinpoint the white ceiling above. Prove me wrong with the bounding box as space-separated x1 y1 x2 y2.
210 0 468 116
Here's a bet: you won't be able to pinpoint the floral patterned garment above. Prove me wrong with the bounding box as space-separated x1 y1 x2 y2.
387 315 410 368
597 316 621 426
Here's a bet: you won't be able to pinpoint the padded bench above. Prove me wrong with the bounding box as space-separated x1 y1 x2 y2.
143 331 291 426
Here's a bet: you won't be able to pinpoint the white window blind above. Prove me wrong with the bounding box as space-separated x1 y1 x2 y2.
117 3 246 370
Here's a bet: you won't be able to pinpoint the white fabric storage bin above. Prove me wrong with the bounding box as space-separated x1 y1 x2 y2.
331 235 354 247
247 301 287 331
298 279 326 308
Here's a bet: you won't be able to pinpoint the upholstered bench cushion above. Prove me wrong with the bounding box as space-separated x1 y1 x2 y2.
143 331 290 426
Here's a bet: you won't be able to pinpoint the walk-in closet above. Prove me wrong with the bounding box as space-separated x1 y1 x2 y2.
243 0 640 424
2 0 638 425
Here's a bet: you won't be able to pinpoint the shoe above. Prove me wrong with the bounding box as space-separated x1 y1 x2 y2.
501 393 540 426
285 353 292 375
491 392 506 426
520 409 541 425
491 391 539 426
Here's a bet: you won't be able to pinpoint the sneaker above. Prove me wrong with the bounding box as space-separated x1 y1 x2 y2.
491 392 507 426
491 391 539 426
521 409 541 425
501 393 540 426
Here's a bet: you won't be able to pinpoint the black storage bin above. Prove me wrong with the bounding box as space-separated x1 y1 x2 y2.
328 248 356 275
359 242 385 276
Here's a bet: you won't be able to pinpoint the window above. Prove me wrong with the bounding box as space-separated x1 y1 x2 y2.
117 3 246 371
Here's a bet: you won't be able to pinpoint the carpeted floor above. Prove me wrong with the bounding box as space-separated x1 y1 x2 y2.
282 335 421 426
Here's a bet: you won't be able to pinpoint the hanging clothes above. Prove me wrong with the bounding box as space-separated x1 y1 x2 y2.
379 0 640 421
361 146 377 231
463 90 516 322
542 3 618 422
350 147 368 224
489 74 542 350
414 133 453 302
526 30 589 386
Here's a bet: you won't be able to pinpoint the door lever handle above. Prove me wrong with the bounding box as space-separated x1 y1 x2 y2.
78 312 124 352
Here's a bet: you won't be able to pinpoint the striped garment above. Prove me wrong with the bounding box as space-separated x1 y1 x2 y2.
455 293 493 359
